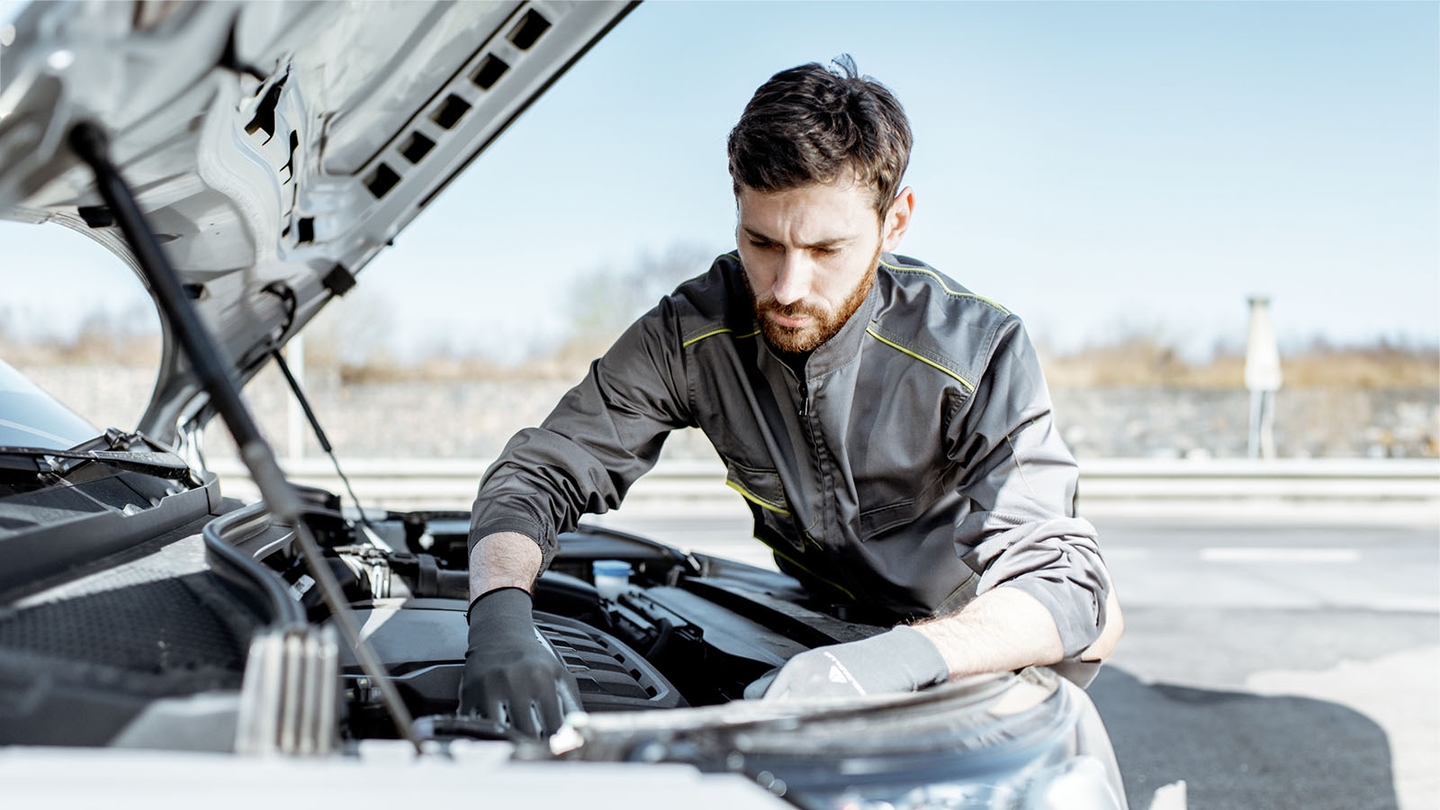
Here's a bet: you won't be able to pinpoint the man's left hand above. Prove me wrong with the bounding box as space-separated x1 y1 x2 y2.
749 626 949 700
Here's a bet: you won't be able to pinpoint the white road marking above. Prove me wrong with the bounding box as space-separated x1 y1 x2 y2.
1199 547 1361 564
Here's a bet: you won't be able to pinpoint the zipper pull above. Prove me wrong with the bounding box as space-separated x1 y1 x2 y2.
798 381 809 417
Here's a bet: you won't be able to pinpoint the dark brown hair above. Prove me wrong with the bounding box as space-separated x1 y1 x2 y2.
727 56 912 215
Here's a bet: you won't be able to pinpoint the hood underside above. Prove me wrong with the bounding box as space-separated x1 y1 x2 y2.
0 0 635 445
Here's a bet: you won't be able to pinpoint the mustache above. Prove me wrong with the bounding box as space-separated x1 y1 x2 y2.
752 297 822 320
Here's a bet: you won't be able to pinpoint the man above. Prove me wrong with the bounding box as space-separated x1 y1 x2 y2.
460 58 1120 738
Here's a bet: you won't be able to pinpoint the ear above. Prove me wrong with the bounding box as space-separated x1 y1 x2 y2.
881 186 915 252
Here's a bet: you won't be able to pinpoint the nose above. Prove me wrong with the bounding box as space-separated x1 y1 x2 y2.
771 250 813 306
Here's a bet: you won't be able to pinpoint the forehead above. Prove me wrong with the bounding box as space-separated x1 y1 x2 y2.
737 180 880 240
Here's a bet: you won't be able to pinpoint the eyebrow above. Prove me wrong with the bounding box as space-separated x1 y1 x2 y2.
740 227 850 250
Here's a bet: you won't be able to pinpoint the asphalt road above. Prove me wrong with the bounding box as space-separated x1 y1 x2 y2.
590 511 1440 810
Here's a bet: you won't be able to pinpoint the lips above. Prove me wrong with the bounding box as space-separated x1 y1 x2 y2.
769 312 813 329
758 299 822 330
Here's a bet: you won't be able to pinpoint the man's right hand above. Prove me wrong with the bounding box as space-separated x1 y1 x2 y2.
458 587 582 738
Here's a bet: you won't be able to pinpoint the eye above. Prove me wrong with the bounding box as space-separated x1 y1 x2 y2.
748 239 778 250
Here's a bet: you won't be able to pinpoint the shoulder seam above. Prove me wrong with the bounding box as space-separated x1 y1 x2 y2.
879 259 1010 316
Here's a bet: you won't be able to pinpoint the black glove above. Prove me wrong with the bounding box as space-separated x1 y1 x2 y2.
458 587 582 738
746 626 950 700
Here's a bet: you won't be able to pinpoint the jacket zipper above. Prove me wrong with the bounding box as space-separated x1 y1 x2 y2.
797 380 809 417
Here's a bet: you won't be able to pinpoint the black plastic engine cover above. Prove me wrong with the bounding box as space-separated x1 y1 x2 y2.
338 598 684 719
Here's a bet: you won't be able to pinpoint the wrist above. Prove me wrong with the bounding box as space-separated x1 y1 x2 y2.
467 531 542 600
907 622 960 676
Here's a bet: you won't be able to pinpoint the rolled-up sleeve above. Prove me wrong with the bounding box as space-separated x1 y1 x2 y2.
469 300 693 569
947 318 1110 658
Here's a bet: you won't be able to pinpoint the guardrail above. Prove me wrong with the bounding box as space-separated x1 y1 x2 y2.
206 457 1439 520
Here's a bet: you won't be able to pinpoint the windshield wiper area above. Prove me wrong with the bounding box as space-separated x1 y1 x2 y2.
0 446 195 481
0 426 197 481
0 428 196 482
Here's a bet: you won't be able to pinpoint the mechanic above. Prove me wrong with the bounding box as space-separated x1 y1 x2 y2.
460 57 1122 738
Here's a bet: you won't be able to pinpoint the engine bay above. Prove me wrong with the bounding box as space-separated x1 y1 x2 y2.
255 492 890 741
0 478 888 748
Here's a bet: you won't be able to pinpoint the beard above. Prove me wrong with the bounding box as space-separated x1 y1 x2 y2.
748 246 880 354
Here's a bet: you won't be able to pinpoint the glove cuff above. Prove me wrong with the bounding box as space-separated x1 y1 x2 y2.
884 625 951 688
466 586 533 623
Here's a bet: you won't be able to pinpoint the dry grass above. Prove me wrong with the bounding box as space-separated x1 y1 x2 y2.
1280 345 1439 388
1041 338 1437 389
332 338 593 385
1041 338 1240 388
0 330 161 369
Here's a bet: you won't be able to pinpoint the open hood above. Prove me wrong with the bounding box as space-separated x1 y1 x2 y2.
0 0 635 446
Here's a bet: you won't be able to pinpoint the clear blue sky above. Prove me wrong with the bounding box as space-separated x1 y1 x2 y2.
3 1 1437 362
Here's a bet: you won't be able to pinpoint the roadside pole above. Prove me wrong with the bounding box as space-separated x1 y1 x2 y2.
1244 296 1282 459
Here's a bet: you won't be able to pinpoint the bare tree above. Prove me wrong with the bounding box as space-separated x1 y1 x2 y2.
303 288 398 371
565 243 720 345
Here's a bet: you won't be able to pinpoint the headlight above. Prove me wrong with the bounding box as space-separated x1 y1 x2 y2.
1026 756 1126 810
805 756 1122 810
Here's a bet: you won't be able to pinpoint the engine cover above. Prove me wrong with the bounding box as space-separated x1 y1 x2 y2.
337 598 684 726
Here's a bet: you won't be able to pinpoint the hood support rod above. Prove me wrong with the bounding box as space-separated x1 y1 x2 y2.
68 121 423 754
270 347 386 544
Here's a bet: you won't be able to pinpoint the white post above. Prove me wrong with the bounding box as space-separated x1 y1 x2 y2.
1244 296 1282 459
287 334 305 462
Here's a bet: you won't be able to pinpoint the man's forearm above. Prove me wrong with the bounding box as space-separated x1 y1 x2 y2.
910 586 1065 678
468 531 543 600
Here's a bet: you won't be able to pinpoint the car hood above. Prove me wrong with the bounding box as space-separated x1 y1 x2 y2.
0 0 635 446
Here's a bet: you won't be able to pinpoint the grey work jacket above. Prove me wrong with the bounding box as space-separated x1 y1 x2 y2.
471 253 1111 657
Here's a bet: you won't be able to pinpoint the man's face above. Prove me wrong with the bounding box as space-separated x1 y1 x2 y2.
737 178 912 353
